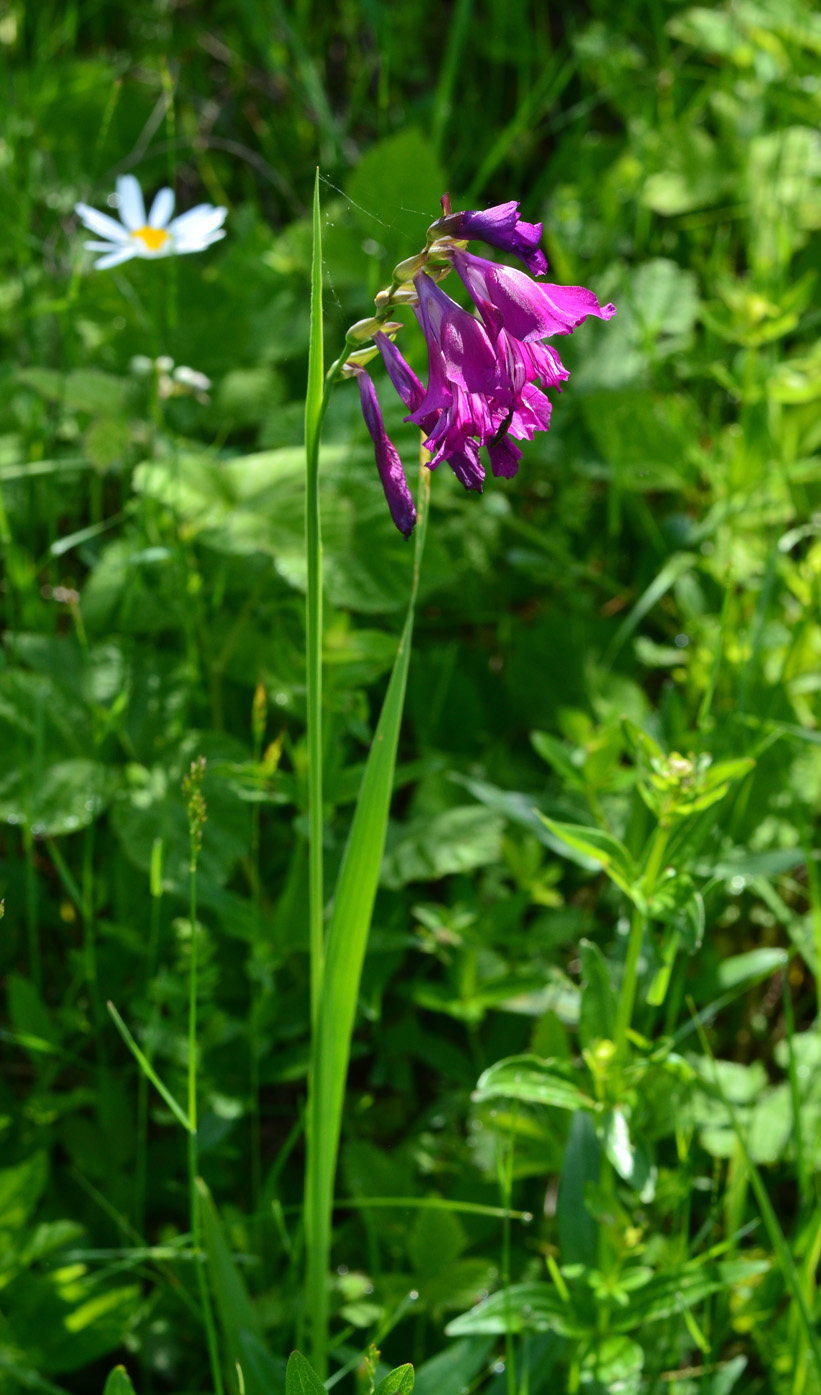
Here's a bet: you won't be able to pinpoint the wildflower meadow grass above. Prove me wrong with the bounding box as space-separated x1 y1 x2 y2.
1 3 821 1394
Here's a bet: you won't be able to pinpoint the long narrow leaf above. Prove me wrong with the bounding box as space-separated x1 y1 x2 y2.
107 1001 191 1133
305 166 325 1030
198 1180 286 1395
305 467 430 1374
692 1008 821 1382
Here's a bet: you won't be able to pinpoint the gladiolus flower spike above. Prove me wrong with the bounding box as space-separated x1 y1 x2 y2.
342 194 615 537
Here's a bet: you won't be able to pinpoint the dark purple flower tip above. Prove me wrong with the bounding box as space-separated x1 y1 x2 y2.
357 370 417 539
452 248 616 343
447 440 485 493
488 435 522 479
434 200 548 276
374 332 426 413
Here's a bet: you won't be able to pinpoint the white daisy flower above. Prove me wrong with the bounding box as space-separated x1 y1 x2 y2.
75 173 227 270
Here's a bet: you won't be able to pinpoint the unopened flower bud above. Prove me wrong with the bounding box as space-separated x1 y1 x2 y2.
251 680 267 747
374 284 418 309
391 251 428 282
347 316 387 343
342 344 381 376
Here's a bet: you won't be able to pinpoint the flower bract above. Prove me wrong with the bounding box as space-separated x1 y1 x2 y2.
75 174 227 270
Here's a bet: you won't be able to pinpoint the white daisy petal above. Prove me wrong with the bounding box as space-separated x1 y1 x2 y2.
75 203 130 242
116 174 146 231
176 229 227 254
169 204 228 237
148 187 175 228
84 239 120 251
94 246 138 270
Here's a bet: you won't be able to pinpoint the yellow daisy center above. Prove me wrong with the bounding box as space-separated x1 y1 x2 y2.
131 225 171 252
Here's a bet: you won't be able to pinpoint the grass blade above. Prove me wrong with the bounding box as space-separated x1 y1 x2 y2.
692 1005 821 1383
305 166 326 1030
198 1180 287 1395
106 1001 191 1133
305 465 430 1375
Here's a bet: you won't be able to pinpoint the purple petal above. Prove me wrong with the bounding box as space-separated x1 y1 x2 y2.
446 440 485 492
375 332 426 412
437 200 548 276
509 384 552 441
452 249 616 343
487 436 522 478
357 371 416 538
413 272 499 394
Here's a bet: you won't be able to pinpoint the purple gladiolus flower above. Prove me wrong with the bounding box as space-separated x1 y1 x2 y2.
351 192 615 533
356 370 417 538
406 271 505 468
433 199 548 277
451 248 616 344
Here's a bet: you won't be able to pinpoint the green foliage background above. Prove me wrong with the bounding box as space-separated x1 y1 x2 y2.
1 0 821 1392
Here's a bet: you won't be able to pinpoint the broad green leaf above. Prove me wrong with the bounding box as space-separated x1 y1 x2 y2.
452 773 598 865
4 1274 141 1374
0 757 110 837
102 1369 137 1395
580 1336 643 1393
537 816 638 898
579 939 617 1048
0 1153 48 1230
373 1365 414 1395
8 974 59 1056
413 1337 495 1395
710 947 788 992
346 129 445 260
474 1055 595 1111
530 731 588 791
610 1258 770 1332
407 1207 465 1277
602 1108 656 1199
445 1282 572 1337
381 805 504 889
557 1112 600 1268
286 1352 326 1395
709 1356 748 1395
110 734 251 891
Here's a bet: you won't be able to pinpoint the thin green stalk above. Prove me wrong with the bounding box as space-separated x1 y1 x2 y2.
497 1117 517 1395
180 761 223 1395
614 825 669 1058
613 903 646 1061
249 685 267 1225
135 837 164 1236
692 1006 821 1385
187 855 224 1395
305 168 326 1032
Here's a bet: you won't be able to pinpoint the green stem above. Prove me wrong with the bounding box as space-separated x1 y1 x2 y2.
613 902 646 1061
135 837 164 1236
305 171 326 1032
187 857 224 1395
614 824 669 1058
